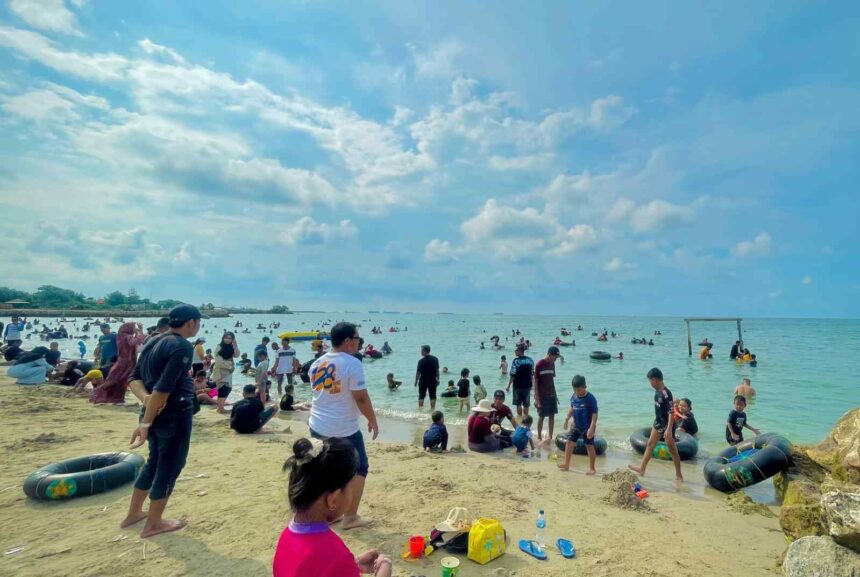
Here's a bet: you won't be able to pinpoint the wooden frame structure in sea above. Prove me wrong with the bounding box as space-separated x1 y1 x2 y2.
683 317 743 356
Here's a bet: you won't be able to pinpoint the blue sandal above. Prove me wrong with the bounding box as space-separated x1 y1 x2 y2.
518 539 547 560
556 538 576 558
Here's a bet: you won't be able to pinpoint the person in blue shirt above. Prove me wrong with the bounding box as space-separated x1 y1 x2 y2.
422 410 448 452
253 336 270 367
558 375 599 474
3 316 26 347
512 415 536 454
95 323 117 365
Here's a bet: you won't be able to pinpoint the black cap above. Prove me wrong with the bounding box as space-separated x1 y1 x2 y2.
493 389 505 399
547 345 560 355
168 304 202 324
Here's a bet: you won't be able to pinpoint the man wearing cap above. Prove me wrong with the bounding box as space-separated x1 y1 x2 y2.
534 346 561 440
507 344 535 418
124 304 201 538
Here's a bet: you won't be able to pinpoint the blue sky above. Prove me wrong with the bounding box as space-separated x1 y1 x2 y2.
0 1 858 316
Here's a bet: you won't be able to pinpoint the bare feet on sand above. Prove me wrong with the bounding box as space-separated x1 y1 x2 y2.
119 511 148 528
341 515 373 530
140 518 187 539
586 469 596 475
627 465 644 475
557 463 569 471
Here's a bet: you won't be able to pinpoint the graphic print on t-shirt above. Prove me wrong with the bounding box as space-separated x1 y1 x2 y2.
311 361 341 395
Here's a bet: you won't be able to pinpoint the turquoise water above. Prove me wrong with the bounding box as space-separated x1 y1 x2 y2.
45 313 859 453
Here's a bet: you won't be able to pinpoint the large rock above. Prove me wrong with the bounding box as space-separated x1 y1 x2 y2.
821 488 860 552
806 408 860 484
782 536 860 577
780 479 825 541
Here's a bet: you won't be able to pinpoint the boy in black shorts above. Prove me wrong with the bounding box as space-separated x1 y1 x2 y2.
558 375 599 474
628 368 683 482
457 368 471 412
726 395 760 445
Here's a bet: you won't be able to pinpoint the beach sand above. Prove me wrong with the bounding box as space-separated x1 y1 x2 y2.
0 375 787 577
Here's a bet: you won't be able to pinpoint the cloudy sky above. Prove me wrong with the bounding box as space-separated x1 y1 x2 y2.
0 1 858 316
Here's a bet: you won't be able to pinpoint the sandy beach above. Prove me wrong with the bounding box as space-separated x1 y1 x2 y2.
0 375 788 577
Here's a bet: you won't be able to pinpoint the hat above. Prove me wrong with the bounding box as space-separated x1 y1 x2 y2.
470 399 493 413
85 369 103 380
169 304 202 324
435 507 470 532
547 345 560 355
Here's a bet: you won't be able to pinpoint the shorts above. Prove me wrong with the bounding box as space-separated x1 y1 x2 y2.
310 428 369 477
653 418 669 440
512 387 531 407
726 429 743 445
5 339 22 348
536 396 558 417
566 427 594 445
276 373 295 386
217 385 232 399
418 381 438 401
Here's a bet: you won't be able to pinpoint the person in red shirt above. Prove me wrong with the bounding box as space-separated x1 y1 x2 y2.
534 346 561 440
489 390 518 432
273 437 393 577
467 399 501 452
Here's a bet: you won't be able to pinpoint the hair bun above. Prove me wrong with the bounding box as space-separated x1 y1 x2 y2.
292 438 312 460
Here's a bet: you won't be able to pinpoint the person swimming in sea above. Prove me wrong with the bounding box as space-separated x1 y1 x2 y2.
386 373 402 391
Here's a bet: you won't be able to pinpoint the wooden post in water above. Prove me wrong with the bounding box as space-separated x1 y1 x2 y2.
737 319 743 349
686 319 692 356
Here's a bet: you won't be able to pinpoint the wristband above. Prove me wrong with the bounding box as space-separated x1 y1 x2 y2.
139 422 152 428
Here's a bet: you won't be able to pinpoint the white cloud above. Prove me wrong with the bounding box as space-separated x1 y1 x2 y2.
607 197 636 222
0 82 108 123
488 153 553 171
587 95 637 131
424 239 458 264
460 199 597 260
138 38 186 64
8 0 84 36
450 75 479 105
630 199 693 232
410 40 463 79
279 217 358 246
390 106 414 126
604 257 622 272
802 276 812 285
733 232 772 257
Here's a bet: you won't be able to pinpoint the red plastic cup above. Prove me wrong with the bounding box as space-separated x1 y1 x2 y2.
409 535 425 558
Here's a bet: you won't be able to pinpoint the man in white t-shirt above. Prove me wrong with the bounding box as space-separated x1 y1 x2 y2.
271 337 297 395
308 322 380 530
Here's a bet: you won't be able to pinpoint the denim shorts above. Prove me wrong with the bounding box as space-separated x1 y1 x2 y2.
310 428 369 477
134 404 193 500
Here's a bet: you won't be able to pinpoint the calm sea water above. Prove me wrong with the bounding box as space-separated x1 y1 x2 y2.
45 313 859 453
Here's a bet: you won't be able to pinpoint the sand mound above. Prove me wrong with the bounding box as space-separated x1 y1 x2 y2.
602 468 651 512
8 432 81 449
725 492 776 517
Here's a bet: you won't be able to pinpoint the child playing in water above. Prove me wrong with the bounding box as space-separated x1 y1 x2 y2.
512 415 535 454
457 368 471 412
726 395 760 445
279 384 310 411
499 355 508 375
273 438 394 577
472 374 487 404
386 373 402 390
422 410 449 452
558 375 599 474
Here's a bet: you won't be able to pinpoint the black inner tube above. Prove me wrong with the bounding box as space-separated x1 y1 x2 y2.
589 351 611 360
629 427 698 461
555 434 607 455
24 452 144 500
703 433 791 493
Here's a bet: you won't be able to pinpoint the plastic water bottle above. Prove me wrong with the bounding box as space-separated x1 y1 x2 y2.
535 510 546 549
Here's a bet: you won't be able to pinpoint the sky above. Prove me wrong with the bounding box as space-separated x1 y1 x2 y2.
0 1 858 317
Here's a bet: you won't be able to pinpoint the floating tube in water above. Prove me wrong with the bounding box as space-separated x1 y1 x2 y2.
557 342 574 347
589 351 611 361
554 434 607 455
629 427 699 461
24 452 144 500
440 390 457 398
703 433 791 493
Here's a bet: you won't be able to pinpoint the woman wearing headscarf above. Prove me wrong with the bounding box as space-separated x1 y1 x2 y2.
7 346 50 385
211 331 239 413
91 322 146 404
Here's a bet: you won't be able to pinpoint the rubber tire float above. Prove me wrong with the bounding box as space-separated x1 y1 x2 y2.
629 427 699 461
554 434 607 455
703 433 791 493
23 452 144 500
589 351 611 361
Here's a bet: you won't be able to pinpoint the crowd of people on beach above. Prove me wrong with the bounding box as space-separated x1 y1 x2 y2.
2 311 767 575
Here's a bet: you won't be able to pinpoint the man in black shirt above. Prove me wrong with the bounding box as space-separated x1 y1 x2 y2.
231 384 279 434
506 345 534 418
414 345 440 410
124 304 201 538
628 367 683 482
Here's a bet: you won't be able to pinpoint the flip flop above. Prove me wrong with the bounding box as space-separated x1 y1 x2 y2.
518 539 547 560
556 538 576 558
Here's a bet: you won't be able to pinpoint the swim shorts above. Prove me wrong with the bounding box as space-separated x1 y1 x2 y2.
653 419 669 440
217 384 232 399
566 427 595 445
418 381 438 401
537 396 558 417
512 387 531 407
310 428 369 477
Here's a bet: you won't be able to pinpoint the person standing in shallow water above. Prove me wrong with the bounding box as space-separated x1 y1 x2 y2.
414 345 440 411
124 304 201 538
628 367 683 482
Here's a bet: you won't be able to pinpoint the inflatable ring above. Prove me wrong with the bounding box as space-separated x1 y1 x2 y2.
24 452 144 500
589 351 611 361
440 390 457 398
703 433 791 493
629 427 698 461
554 434 607 455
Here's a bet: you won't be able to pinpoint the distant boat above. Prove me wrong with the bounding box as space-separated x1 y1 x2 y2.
383 311 400 314
368 310 380 313
437 312 454 315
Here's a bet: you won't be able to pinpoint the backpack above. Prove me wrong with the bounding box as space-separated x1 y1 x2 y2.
468 518 506 565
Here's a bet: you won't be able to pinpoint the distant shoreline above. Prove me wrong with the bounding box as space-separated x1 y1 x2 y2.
2 308 231 318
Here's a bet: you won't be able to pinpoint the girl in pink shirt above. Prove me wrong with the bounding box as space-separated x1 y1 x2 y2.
273 437 393 577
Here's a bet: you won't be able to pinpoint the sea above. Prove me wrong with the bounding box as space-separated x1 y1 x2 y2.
44 312 859 456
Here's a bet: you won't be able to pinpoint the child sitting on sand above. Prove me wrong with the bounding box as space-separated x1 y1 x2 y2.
457 368 471 412
194 370 218 407
280 384 310 412
473 374 487 404
386 373 402 390
726 395 760 445
423 410 449 452
512 415 535 454
274 438 394 577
